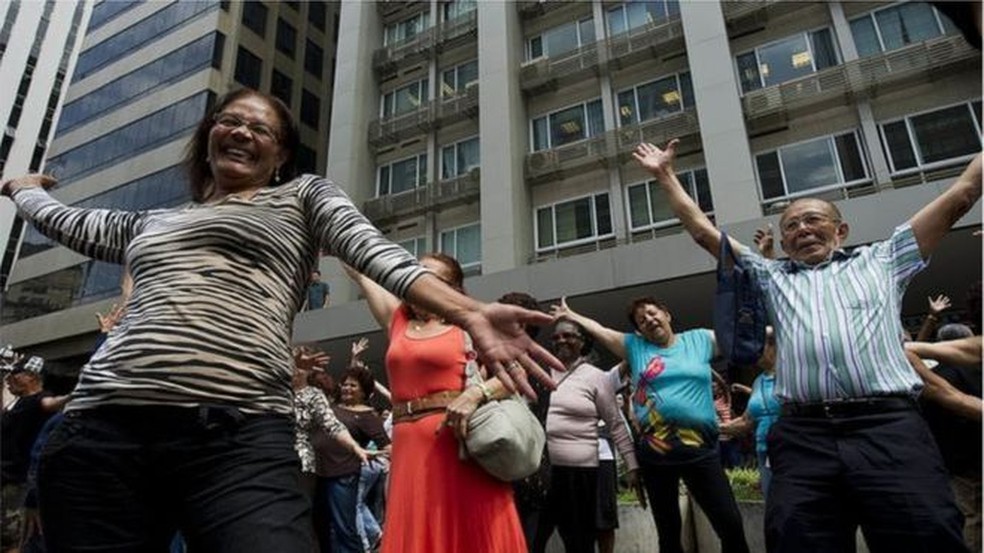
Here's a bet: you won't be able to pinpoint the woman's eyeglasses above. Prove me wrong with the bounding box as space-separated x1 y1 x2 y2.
213 113 279 143
551 332 583 342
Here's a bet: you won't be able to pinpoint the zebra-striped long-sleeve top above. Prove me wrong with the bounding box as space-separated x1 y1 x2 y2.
11 175 427 415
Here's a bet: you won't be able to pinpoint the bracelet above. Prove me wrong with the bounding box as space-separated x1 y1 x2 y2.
476 382 494 404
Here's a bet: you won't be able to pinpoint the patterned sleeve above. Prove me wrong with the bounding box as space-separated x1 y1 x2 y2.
10 187 145 264
309 391 345 437
877 223 927 288
298 175 427 299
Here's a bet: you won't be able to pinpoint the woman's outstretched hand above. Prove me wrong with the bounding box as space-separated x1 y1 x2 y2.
0 174 57 197
457 303 561 399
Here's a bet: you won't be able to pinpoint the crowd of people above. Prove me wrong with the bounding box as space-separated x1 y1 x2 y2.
0 84 981 553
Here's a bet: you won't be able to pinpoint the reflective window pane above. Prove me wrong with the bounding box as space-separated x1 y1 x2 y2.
757 34 812 87
883 121 917 171
736 52 761 93
875 3 942 51
617 90 637 126
549 105 586 147
850 17 881 57
756 152 784 200
835 133 866 182
537 208 555 248
627 184 650 229
780 137 838 194
910 104 980 164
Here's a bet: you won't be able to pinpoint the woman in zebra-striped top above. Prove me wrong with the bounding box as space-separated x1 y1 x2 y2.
1 89 558 553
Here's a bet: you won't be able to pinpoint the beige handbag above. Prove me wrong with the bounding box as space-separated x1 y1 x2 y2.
460 332 546 482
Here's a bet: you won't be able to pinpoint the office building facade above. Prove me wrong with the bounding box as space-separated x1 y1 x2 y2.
1 0 339 363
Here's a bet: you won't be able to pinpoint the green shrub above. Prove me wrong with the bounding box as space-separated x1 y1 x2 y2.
726 466 764 502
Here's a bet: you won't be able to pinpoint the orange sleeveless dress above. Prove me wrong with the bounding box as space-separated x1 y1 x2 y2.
381 306 526 553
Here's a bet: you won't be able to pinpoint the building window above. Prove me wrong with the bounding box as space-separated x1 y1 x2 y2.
440 223 481 271
212 32 225 69
301 89 320 129
617 72 693 126
397 237 427 257
442 0 476 22
441 59 478 97
381 79 429 118
880 101 982 173
441 136 480 179
606 0 679 36
735 28 838 94
297 143 317 174
234 46 262 89
536 193 613 250
377 153 428 196
270 70 293 107
304 40 323 79
527 17 595 60
276 18 296 59
627 169 712 230
308 1 327 32
531 99 604 152
242 1 268 37
850 2 956 57
755 131 868 201
384 12 430 46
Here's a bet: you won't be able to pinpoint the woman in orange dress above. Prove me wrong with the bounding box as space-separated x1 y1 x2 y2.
346 253 527 552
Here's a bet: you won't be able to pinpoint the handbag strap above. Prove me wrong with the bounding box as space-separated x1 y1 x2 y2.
718 230 739 273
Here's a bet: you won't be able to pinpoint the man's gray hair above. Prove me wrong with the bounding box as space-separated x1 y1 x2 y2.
936 323 974 341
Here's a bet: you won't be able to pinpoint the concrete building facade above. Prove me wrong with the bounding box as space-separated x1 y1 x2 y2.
300 0 982 369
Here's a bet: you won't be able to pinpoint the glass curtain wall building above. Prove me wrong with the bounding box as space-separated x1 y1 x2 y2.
1 0 340 362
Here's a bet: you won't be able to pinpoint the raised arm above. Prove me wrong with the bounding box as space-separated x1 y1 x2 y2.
633 141 743 257
906 336 982 369
2 175 145 264
302 177 561 396
909 154 982 259
549 297 626 359
914 294 951 343
343 264 401 331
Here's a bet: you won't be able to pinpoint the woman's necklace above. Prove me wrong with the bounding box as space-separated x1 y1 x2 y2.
410 317 446 331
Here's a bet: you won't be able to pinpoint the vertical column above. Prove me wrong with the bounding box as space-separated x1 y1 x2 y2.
678 1 760 225
427 0 439 188
324 1 381 302
828 1 892 186
477 2 530 272
592 1 626 239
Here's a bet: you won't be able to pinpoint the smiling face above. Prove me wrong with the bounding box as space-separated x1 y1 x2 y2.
550 320 586 365
339 376 366 405
632 303 674 346
207 94 287 195
779 199 849 266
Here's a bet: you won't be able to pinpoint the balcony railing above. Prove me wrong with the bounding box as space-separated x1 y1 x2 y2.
525 109 700 182
437 10 477 51
742 35 979 127
377 1 421 19
436 83 479 126
362 170 481 224
721 0 810 36
368 102 437 148
606 18 685 70
517 0 569 20
520 41 601 94
373 26 438 74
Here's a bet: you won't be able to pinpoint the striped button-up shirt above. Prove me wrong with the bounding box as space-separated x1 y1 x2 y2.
738 224 926 403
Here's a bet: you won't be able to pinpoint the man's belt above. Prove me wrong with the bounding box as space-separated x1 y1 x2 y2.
392 391 461 423
780 396 916 418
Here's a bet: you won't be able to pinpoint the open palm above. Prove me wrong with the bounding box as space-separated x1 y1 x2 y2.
632 139 679 178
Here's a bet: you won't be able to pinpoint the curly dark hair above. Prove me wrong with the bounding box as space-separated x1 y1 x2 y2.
342 365 376 403
626 296 671 331
182 88 300 203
